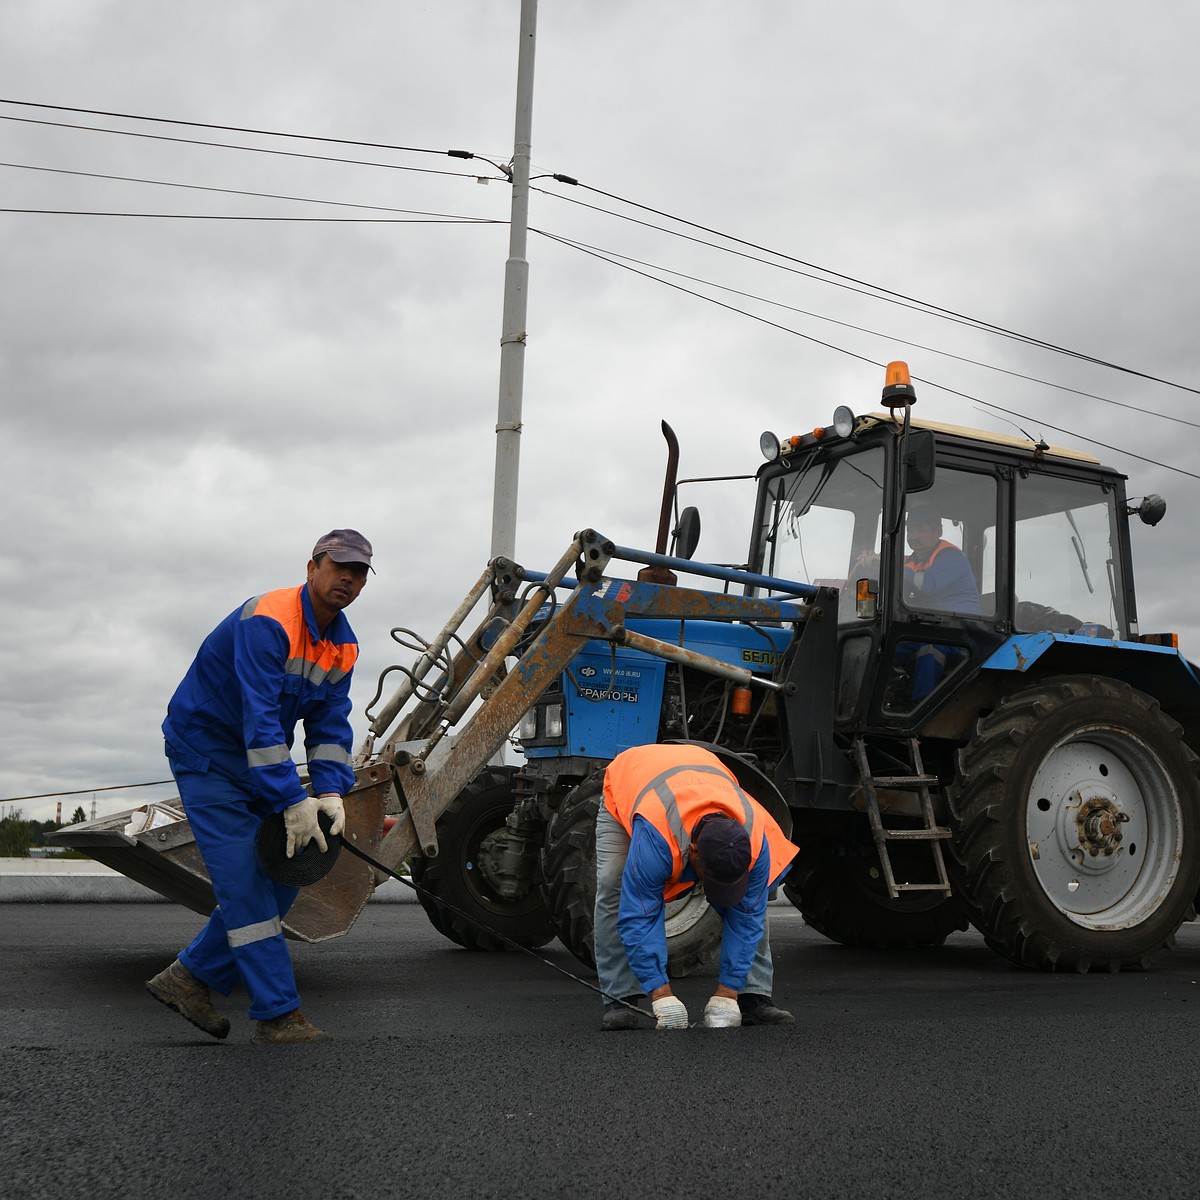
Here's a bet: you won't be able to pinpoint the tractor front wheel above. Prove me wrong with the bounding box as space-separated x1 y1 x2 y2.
950 676 1200 971
411 766 556 951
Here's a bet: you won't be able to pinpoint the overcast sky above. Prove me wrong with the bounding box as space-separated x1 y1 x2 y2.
3 2 1198 825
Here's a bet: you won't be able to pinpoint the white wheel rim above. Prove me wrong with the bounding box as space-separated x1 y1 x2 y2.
1025 726 1183 929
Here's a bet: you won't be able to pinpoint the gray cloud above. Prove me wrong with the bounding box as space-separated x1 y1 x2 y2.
3 1 1199 823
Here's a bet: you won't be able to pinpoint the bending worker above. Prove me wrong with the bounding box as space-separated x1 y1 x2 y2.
595 743 800 1031
146 529 373 1045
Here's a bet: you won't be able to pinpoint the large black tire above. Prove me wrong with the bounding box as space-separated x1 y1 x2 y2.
411 766 556 951
949 676 1200 972
540 774 722 976
784 847 970 948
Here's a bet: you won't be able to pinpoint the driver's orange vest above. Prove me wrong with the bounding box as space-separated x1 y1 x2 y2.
603 744 800 900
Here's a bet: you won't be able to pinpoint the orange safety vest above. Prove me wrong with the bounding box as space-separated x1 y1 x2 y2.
247 587 359 686
603 744 800 899
906 538 956 574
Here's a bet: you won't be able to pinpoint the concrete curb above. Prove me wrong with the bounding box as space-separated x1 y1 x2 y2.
0 859 417 903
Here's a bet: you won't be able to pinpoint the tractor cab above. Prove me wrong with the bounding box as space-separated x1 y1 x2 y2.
747 363 1141 740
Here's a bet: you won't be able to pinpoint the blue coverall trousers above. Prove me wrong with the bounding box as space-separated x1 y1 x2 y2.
170 760 301 1020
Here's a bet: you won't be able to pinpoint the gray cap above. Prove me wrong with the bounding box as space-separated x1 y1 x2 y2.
312 529 374 572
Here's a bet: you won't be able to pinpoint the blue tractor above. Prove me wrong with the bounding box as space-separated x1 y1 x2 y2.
365 361 1200 974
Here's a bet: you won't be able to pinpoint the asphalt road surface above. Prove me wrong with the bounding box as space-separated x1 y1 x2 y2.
5 902 1200 1199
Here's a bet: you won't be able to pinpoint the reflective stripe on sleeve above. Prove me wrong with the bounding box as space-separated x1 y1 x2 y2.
247 743 291 767
227 916 283 947
308 743 351 765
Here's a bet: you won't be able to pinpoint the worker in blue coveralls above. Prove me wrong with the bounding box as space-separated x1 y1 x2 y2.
145 529 373 1045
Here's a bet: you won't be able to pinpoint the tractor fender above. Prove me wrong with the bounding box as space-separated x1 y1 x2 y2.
661 738 793 838
979 634 1200 742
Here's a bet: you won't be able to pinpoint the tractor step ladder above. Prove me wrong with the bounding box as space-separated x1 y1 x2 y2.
853 737 953 899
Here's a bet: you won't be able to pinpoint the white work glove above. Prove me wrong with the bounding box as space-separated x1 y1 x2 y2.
284 796 326 858
652 995 689 1030
702 995 742 1029
316 793 346 837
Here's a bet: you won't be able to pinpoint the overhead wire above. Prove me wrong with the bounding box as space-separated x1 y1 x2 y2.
535 228 1200 482
3 97 1195 391
0 113 505 182
0 209 498 224
5 149 1195 439
3 97 1197 470
558 178 1200 398
0 97 458 157
3 97 1195 395
0 160 500 220
537 229 1200 433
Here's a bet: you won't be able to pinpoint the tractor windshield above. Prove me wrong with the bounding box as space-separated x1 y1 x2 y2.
757 445 885 621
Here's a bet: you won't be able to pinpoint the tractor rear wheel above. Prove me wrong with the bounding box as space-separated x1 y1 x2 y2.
411 766 556 951
950 676 1200 971
784 847 969 948
540 773 722 976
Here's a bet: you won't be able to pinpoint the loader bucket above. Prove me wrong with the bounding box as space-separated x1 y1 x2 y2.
46 764 392 942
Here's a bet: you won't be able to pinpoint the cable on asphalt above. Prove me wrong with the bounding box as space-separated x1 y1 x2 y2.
337 835 648 1017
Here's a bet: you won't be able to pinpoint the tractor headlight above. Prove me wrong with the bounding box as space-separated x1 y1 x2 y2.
517 695 566 747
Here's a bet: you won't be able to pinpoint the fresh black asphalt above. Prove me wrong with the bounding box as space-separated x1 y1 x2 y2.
5 902 1200 1199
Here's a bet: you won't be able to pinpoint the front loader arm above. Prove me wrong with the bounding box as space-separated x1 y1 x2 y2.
372 530 811 874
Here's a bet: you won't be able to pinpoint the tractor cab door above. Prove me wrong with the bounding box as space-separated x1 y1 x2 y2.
755 439 1007 733
874 462 1003 724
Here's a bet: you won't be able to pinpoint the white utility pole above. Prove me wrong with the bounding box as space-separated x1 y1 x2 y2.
489 0 537 562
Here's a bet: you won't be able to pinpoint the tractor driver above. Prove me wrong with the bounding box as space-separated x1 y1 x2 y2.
899 506 981 701
903 505 982 616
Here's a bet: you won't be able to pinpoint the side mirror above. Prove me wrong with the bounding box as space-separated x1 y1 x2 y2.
672 507 701 559
903 429 936 494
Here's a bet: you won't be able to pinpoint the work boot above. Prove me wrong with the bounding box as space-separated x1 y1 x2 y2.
145 958 231 1039
600 995 648 1031
251 1010 333 1045
738 993 795 1026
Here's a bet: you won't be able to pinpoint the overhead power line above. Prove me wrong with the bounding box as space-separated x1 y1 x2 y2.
536 229 1200 483
0 160 500 219
556 178 1200 398
539 230 1200 433
0 209 496 224
3 97 1197 419
0 97 453 157
0 780 175 803
10 152 1194 440
0 113 503 181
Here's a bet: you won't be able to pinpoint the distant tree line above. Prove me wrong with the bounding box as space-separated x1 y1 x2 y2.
0 806 88 857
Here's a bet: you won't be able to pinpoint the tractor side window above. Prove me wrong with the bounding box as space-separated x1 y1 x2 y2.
760 445 885 622
901 469 996 618
1014 474 1124 638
